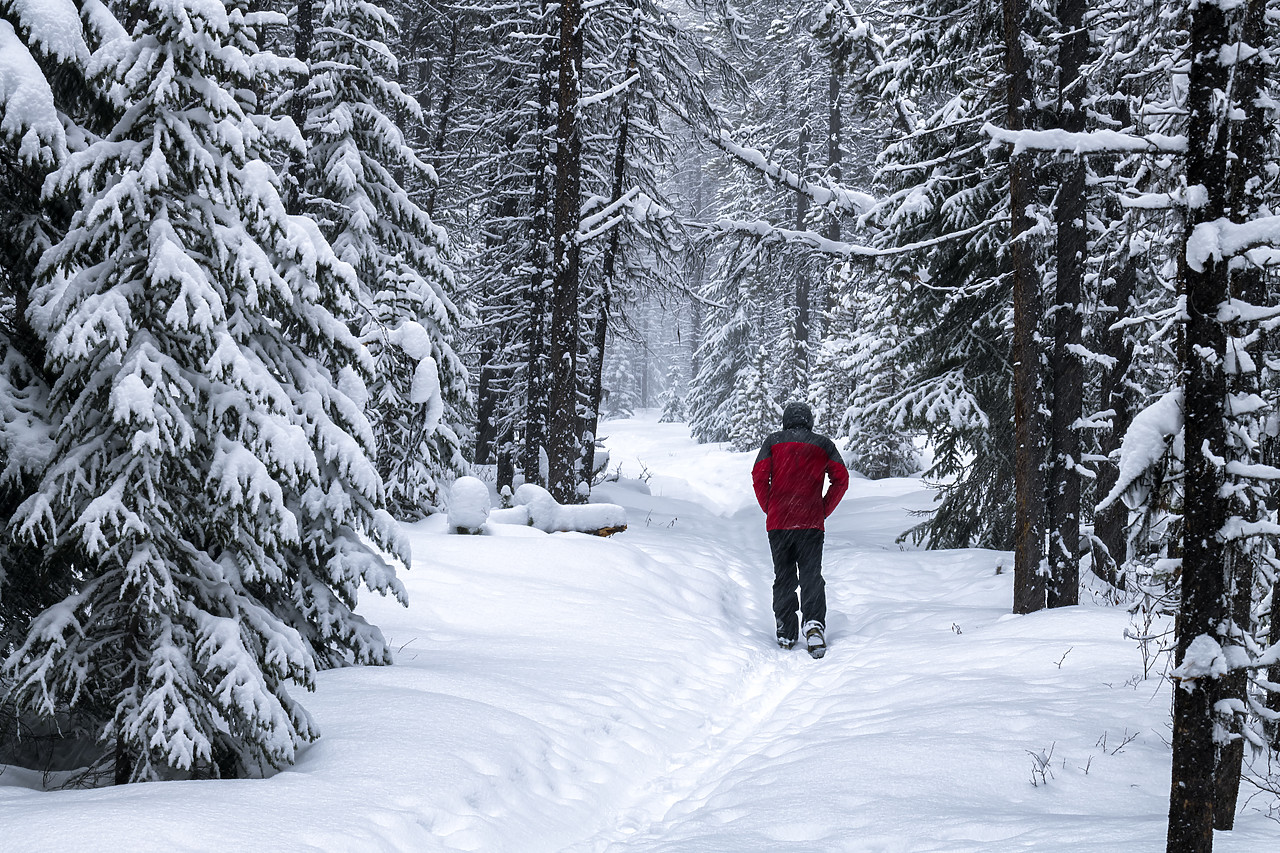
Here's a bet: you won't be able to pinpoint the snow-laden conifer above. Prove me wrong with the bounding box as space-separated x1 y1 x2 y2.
294 0 469 519
3 0 407 781
0 1 123 737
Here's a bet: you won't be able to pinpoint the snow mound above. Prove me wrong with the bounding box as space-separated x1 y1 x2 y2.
482 483 626 534
446 476 490 532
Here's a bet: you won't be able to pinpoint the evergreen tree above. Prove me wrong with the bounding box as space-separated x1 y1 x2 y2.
658 362 686 424
294 0 470 519
730 345 779 452
3 0 406 781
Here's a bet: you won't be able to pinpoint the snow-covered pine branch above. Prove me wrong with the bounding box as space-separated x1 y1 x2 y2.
982 124 1187 155
661 97 874 216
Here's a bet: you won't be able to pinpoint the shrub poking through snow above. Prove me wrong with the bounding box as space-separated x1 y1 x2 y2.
447 476 491 534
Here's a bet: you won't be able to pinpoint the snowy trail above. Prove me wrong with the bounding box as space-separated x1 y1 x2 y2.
2 413 1276 851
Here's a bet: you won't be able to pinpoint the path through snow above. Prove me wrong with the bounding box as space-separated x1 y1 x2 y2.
0 412 1275 851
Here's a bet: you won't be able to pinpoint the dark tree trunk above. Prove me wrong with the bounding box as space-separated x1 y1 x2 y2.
1092 244 1135 589
1005 0 1047 615
1212 0 1269 829
474 339 499 463
1270 576 1280 747
286 0 314 217
793 120 812 390
822 56 843 331
689 161 706 381
114 732 131 786
425 22 460 219
1168 3 1231 850
522 20 557 486
545 0 585 502
580 32 638 481
1047 0 1088 609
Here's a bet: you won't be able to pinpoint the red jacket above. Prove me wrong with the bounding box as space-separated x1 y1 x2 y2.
752 427 849 530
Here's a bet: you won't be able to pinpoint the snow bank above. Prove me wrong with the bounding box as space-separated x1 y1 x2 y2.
446 476 490 532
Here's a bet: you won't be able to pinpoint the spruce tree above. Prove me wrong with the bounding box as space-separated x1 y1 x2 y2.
4 0 407 781
294 0 470 519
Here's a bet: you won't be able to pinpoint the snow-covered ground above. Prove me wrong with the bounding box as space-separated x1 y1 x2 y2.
2 411 1276 851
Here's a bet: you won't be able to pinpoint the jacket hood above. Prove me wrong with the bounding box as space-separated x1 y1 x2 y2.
781 402 814 430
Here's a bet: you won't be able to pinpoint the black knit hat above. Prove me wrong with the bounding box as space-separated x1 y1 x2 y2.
782 401 814 430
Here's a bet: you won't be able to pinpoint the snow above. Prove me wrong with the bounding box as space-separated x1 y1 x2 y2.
446 476 490 531
1187 213 1280 272
0 20 66 166
1172 635 1227 683
512 483 627 534
1 411 1276 850
982 124 1187 155
1097 389 1183 511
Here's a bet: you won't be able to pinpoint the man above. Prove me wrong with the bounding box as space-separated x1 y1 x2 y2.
752 402 849 659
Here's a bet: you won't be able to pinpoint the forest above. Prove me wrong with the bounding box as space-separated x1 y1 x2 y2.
1 0 1278 851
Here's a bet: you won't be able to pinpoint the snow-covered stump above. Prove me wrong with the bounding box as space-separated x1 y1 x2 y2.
484 484 626 536
447 476 491 534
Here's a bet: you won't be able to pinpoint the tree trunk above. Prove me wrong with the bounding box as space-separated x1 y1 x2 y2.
1168 3 1231 850
793 119 812 394
580 31 638 481
474 338 500 463
1005 0 1047 615
1212 0 1268 829
545 0 585 503
425 22 460 219
1092 243 1135 589
822 55 843 333
1047 0 1087 609
522 18 557 486
286 0 314 216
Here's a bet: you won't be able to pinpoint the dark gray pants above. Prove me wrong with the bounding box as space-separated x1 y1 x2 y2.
768 528 826 640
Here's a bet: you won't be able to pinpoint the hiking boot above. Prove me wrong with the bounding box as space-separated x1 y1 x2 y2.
776 634 796 650
803 621 826 659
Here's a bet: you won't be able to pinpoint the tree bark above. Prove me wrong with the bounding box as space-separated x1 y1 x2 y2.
1212 0 1268 829
1168 3 1231 850
1047 0 1087 609
521 16 557 486
1005 0 1047 615
822 54 843 332
792 118 813 397
425 22 460 219
286 0 314 217
580 31 638 481
545 0 585 502
1092 243 1135 589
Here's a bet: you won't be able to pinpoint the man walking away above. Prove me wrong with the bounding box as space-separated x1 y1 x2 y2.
752 402 849 659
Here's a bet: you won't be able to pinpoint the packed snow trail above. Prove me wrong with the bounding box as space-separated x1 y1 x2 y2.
1 412 1276 851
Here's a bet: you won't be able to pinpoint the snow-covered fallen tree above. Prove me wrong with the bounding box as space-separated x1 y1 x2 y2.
487 484 626 536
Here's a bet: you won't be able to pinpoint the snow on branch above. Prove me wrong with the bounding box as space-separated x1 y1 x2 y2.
1097 389 1183 512
1188 215 1280 272
0 21 66 166
982 124 1187 156
706 218 876 256
577 186 642 243
698 215 1002 259
578 73 640 109
662 98 874 215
